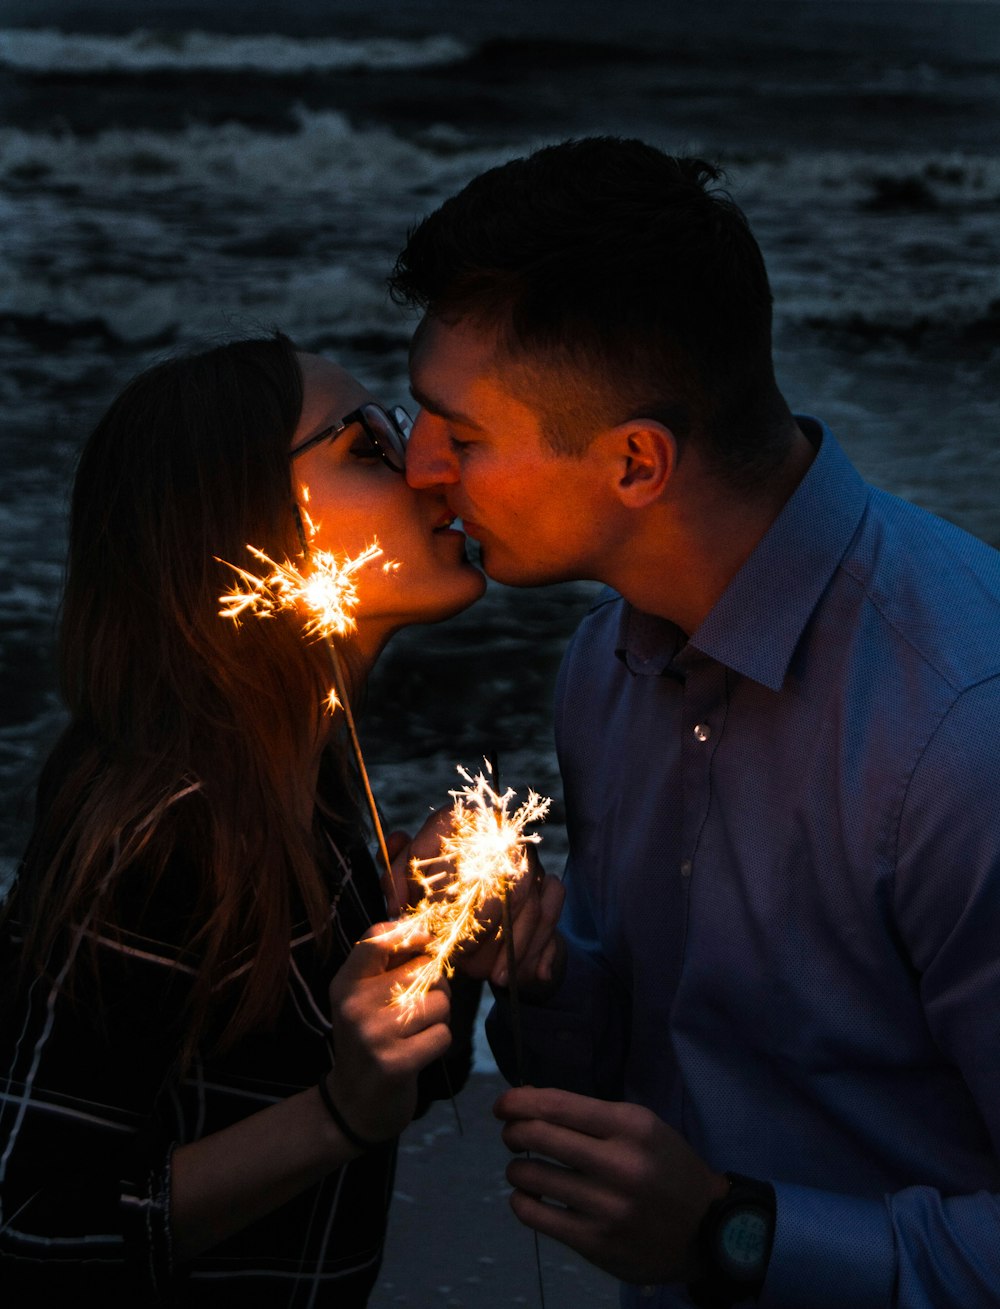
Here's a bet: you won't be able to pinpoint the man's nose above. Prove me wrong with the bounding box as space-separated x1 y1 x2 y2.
405 412 459 489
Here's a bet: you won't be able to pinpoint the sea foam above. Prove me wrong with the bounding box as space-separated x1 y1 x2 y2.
0 27 471 75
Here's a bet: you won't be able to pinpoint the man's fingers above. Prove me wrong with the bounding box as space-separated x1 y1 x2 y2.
526 844 547 889
507 1187 597 1254
515 876 566 980
500 1115 624 1180
494 1085 628 1139
539 874 565 922
506 1154 609 1215
487 869 564 986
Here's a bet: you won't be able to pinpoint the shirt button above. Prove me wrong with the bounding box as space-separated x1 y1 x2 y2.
680 859 692 878
693 723 711 742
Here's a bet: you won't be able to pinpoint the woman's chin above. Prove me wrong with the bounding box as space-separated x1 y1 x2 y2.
427 563 488 624
371 568 487 637
432 566 488 622
460 560 488 607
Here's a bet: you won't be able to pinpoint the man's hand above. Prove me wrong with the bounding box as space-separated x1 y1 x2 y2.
494 1085 729 1285
456 848 566 992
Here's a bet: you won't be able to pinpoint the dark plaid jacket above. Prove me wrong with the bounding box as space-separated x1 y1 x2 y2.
0 810 471 1307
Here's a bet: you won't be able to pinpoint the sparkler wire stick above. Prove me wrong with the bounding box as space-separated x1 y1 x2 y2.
490 751 525 1084
490 750 546 1309
289 502 399 916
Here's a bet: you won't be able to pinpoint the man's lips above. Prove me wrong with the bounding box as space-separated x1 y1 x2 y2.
432 512 481 539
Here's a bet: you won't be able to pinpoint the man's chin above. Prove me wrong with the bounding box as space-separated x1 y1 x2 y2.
479 547 564 590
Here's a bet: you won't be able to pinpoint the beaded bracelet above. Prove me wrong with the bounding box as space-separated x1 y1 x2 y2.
316 1077 384 1152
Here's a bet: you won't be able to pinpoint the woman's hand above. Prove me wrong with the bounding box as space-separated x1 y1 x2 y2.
171 926 450 1260
326 923 452 1145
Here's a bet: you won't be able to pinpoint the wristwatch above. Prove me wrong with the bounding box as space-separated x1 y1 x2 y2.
687 1172 776 1308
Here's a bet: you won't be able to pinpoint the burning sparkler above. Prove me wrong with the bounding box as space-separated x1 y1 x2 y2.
391 761 551 1016
218 504 398 646
217 497 400 907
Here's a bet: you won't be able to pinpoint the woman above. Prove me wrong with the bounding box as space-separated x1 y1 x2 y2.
0 335 554 1304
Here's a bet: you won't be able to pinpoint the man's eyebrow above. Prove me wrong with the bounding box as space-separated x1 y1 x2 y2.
409 382 484 431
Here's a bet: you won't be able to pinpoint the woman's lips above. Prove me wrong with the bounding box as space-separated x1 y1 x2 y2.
432 514 481 540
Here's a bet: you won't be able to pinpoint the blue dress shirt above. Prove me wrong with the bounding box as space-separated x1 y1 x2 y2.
489 420 1000 1308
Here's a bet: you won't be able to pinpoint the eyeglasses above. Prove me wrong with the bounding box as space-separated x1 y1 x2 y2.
289 402 412 473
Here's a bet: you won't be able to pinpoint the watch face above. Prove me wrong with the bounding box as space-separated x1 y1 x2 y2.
716 1205 769 1279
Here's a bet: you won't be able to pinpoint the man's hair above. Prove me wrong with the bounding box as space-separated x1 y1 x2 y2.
390 136 792 488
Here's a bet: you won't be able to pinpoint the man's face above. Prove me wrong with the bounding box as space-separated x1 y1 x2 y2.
406 315 621 587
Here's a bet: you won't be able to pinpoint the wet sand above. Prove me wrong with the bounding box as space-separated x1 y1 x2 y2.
371 1071 619 1308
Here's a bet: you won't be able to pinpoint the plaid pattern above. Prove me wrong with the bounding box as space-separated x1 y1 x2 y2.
0 820 398 1307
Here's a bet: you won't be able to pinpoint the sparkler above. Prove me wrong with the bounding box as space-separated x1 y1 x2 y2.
217 497 400 909
217 536 391 638
394 756 548 1309
391 760 551 1016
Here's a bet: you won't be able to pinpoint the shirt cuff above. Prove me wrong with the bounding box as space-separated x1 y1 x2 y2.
760 1182 894 1309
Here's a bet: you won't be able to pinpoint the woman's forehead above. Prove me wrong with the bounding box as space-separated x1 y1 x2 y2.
295 352 372 424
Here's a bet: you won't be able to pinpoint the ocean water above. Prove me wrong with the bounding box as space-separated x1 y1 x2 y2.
2 0 1000 882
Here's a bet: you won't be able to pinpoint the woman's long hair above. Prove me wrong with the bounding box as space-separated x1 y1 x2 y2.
15 333 355 1063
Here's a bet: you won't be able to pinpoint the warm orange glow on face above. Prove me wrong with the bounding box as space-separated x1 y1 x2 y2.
390 762 551 1015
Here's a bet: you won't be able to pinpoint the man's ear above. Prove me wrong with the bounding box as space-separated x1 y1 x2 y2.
611 420 677 507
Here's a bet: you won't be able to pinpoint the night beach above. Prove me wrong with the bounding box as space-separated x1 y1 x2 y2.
3 0 1000 883
2 1 999 1302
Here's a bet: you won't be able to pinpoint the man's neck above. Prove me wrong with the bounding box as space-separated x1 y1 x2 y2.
609 425 817 636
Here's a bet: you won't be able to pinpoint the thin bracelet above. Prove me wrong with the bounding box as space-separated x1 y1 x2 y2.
316 1077 384 1152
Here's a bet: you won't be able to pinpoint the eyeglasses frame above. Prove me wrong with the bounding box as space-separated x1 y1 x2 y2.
288 402 412 473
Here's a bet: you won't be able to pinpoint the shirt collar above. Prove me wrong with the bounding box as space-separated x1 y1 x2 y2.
615 420 870 691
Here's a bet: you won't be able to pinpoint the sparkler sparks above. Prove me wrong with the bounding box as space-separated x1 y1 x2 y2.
392 763 551 1016
216 495 403 911
218 512 398 644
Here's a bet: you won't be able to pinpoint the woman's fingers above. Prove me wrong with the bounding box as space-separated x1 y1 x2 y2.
346 921 430 971
332 927 451 1038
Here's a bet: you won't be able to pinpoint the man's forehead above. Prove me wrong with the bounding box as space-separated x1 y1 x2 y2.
409 316 514 417
410 313 497 376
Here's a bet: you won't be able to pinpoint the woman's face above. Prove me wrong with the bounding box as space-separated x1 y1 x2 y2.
290 353 485 651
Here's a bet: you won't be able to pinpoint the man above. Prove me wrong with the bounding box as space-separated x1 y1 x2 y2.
389 138 1000 1308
